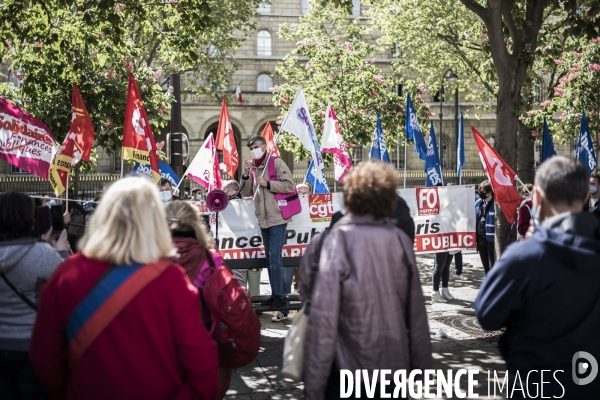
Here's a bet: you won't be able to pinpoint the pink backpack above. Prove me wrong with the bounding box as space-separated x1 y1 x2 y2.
193 250 261 369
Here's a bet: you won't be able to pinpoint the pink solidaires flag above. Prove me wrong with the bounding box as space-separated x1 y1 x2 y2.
321 104 352 183
0 97 57 179
185 133 222 191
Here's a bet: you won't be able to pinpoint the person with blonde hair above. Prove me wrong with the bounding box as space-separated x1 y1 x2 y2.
298 161 433 399
29 177 219 400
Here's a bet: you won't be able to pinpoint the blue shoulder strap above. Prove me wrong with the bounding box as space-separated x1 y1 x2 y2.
65 264 141 344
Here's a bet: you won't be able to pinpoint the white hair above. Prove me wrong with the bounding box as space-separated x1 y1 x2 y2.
79 177 175 265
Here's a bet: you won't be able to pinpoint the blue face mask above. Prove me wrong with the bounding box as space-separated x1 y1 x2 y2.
530 201 542 225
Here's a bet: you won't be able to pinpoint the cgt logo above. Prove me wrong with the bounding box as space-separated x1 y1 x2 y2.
309 194 334 221
573 351 598 386
417 187 440 216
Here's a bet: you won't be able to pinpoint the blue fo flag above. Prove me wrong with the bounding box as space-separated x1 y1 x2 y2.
405 94 427 160
457 111 465 176
305 160 330 194
541 117 557 163
575 111 598 173
132 161 181 188
369 113 391 163
425 122 444 187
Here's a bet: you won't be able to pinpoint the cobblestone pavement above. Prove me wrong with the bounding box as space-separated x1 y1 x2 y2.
226 252 508 400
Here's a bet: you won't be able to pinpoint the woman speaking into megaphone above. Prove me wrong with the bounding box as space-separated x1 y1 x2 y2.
239 136 301 311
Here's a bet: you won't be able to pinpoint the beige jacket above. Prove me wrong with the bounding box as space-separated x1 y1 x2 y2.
298 214 433 399
239 157 296 229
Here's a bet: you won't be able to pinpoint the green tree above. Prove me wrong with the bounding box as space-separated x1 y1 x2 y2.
520 36 600 160
273 3 432 161
362 0 599 254
0 0 261 156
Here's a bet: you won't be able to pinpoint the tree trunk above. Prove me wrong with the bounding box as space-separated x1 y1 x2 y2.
494 76 520 256
517 120 535 184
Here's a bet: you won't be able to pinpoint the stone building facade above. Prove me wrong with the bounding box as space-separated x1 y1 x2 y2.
0 1 575 184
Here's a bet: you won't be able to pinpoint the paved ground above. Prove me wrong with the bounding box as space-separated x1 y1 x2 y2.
226 252 508 400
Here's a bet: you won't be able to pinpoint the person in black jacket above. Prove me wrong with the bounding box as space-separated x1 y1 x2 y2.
330 195 415 241
475 157 600 399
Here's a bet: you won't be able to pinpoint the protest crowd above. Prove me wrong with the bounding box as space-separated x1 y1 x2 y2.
1 78 600 400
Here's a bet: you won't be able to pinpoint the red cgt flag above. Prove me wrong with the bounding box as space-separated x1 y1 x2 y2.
122 73 160 182
472 127 522 224
261 121 280 158
215 98 239 178
49 85 95 196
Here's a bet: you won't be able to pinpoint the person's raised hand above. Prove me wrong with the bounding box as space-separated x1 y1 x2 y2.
63 211 70 224
243 159 252 174
53 229 70 252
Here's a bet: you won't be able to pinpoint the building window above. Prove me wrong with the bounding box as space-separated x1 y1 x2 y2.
10 165 29 174
440 137 449 169
9 70 22 87
257 30 272 56
391 42 403 59
114 149 122 173
257 1 271 13
532 78 544 104
389 142 405 169
257 74 273 92
351 0 360 17
534 141 541 168
302 0 310 14
352 145 366 165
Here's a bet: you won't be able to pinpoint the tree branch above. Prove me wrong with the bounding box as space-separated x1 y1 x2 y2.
438 33 496 96
501 0 521 51
459 0 487 22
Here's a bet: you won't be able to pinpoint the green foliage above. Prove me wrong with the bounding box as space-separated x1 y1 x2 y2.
520 37 600 153
273 3 431 161
366 0 497 105
0 0 261 171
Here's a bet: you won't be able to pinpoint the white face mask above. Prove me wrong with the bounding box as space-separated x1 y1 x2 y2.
251 147 265 160
196 195 203 201
591 185 598 194
160 191 172 202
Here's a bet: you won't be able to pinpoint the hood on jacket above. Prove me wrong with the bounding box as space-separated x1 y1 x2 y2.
171 237 206 282
0 239 38 274
535 212 600 272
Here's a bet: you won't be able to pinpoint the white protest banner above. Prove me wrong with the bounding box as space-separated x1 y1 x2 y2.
205 186 475 259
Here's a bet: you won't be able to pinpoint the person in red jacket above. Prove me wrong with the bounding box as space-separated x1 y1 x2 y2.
29 177 219 400
166 200 232 399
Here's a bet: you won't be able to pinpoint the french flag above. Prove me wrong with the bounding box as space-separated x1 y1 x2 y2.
234 85 243 104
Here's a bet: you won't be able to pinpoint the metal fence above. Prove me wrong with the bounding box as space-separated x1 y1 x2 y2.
0 175 120 200
1 169 487 198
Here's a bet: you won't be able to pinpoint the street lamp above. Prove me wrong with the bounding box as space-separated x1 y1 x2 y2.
439 69 459 182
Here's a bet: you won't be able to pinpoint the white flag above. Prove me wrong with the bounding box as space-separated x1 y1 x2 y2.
321 103 352 183
185 133 222 191
280 87 326 185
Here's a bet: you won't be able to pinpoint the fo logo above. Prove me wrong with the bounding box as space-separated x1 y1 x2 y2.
417 187 440 216
573 351 598 386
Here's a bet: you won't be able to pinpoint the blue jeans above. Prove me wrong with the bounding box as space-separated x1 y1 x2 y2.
261 224 287 299
0 350 49 400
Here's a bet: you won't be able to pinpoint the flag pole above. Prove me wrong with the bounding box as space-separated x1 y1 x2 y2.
515 176 531 196
65 175 69 213
403 138 407 188
120 157 124 179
